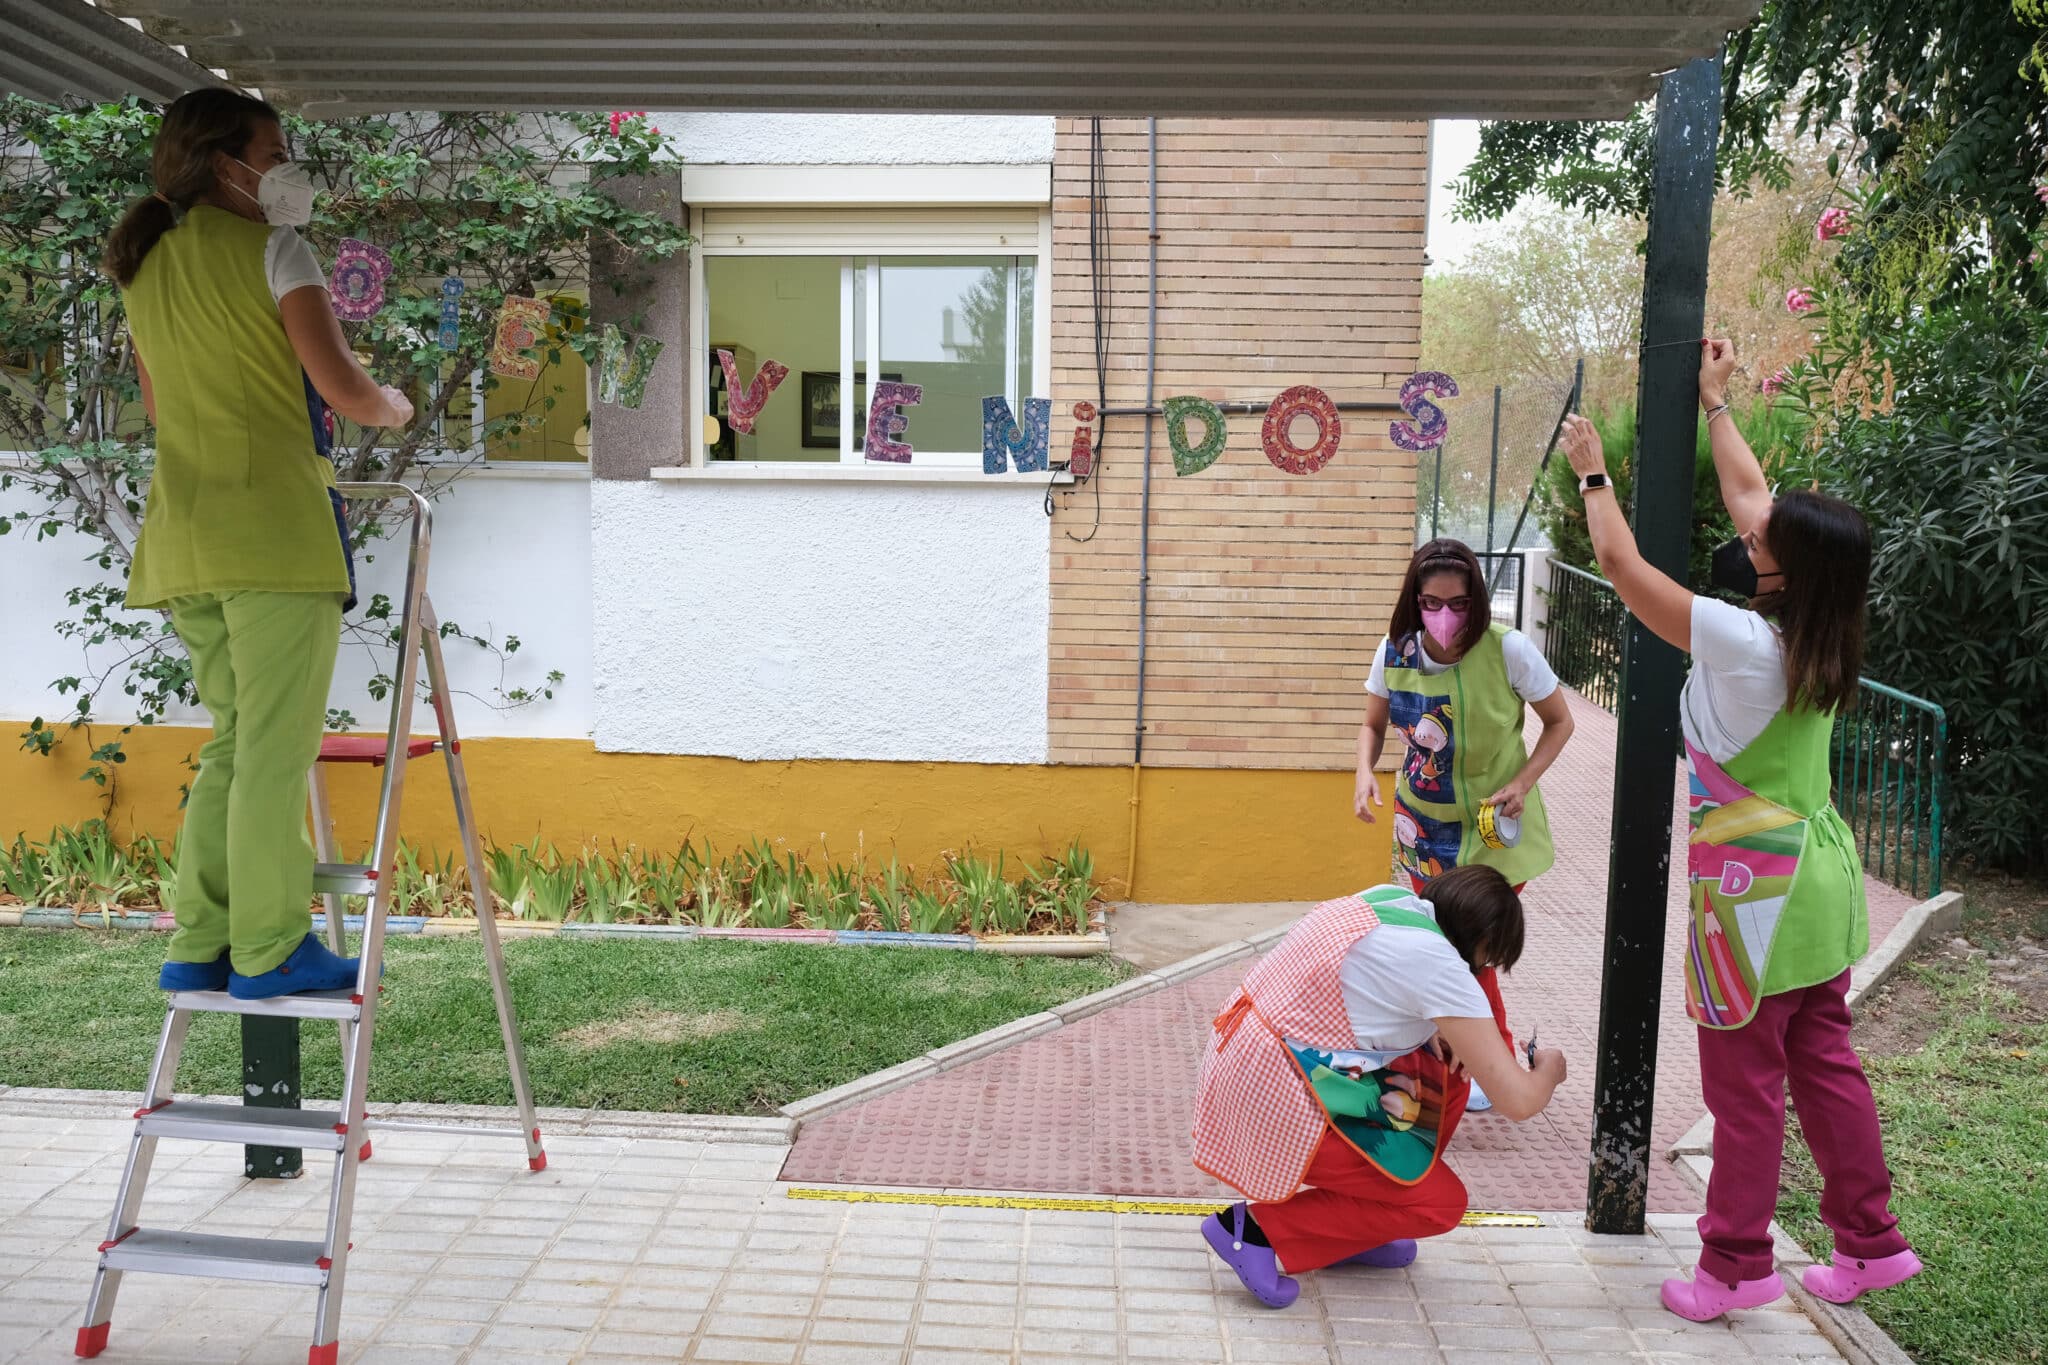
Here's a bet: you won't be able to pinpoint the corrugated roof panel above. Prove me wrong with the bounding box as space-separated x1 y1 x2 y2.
0 0 218 105
11 0 1760 119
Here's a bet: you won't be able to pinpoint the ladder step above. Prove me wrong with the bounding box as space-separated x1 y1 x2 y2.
136 1100 346 1151
100 1229 330 1286
168 989 361 1021
313 862 376 897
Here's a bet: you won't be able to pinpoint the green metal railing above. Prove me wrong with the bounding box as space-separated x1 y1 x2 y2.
1540 560 1626 712
1540 558 1946 897
1831 679 1946 898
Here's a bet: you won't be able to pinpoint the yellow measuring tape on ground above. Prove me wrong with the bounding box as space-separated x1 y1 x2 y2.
784 1187 1542 1227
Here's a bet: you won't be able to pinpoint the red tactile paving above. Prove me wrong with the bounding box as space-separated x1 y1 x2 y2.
783 689 1920 1212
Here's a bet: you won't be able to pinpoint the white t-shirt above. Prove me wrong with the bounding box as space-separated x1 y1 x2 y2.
1681 597 1787 764
1336 913 1494 1069
264 227 327 305
1364 628 1560 704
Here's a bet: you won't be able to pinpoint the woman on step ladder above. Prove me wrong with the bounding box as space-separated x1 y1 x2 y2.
106 89 413 999
1563 339 1920 1320
1354 538 1576 1109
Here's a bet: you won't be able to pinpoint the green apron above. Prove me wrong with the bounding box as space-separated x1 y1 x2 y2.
1684 704 1868 1029
1383 624 1556 889
122 205 348 609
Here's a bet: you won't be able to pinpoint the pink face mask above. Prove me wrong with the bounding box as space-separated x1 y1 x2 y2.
1421 607 1468 648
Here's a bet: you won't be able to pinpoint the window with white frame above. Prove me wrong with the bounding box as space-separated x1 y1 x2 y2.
695 208 1048 466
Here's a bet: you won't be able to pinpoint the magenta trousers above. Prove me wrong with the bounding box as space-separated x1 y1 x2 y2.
1695 968 1910 1283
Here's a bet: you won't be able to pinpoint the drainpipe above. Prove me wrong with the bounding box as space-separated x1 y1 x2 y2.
1124 117 1159 903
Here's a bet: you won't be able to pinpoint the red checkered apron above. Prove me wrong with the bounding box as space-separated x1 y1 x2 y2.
1191 893 1396 1203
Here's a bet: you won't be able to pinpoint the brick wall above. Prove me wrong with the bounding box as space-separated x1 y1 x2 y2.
1047 118 1427 769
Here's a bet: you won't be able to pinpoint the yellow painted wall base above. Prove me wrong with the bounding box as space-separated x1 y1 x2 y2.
1 728 1394 904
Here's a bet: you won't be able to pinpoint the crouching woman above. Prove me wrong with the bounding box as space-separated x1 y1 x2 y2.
1190 865 1567 1307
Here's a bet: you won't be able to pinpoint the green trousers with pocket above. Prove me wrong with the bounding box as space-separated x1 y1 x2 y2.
165 591 342 976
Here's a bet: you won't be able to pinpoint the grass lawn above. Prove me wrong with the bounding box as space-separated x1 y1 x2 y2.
1777 870 2048 1365
0 927 1131 1115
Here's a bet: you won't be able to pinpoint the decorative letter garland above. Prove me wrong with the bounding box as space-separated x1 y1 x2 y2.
1261 385 1341 475
329 239 393 322
1165 396 1228 476
1389 371 1457 452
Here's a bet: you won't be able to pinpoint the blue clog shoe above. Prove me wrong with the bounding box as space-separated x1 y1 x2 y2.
158 951 231 992
227 933 362 1000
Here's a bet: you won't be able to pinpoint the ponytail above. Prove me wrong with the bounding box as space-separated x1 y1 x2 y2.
103 194 179 286
99 87 281 287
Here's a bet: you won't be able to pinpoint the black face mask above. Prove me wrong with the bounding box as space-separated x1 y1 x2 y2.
1710 534 1780 599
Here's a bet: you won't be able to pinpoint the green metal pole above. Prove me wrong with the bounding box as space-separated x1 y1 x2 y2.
1585 50 1723 1236
243 1016 303 1179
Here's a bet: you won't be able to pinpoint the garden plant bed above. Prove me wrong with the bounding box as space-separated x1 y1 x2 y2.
1776 871 2048 1365
0 927 1133 1115
1 821 1110 951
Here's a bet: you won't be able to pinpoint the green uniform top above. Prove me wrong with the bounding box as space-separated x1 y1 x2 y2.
121 204 347 610
1717 705 1868 997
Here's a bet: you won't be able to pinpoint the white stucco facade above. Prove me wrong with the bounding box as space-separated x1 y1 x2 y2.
0 468 595 741
590 479 1050 763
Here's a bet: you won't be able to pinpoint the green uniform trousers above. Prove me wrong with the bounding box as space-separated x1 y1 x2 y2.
165 591 342 976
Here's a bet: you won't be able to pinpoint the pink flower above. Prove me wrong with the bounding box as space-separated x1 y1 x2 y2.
606 110 646 137
1785 287 1817 314
1816 207 1852 242
1761 369 1791 397
2035 183 2048 207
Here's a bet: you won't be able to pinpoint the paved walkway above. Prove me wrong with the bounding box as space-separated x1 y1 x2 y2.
0 1100 1849 1365
784 690 1919 1211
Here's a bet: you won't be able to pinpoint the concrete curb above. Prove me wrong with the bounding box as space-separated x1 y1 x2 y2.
778 922 1271 1130
1848 890 1964 1003
1663 886 1962 1365
0 1087 795 1146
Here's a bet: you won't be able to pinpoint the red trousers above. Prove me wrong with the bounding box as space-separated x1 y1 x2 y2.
1253 1130 1470 1272
1252 960 1512 1273
1696 969 1909 1282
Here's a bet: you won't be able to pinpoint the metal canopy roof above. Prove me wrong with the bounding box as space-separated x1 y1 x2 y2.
5 0 1757 119
1 0 216 105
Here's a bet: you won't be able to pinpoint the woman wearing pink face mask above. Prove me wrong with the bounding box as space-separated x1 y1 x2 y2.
1355 540 1575 1104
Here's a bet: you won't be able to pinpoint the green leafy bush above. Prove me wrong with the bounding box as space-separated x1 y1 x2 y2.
1783 286 2048 873
1535 398 1807 594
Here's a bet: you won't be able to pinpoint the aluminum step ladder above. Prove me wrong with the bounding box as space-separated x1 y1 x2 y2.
75 482 544 1364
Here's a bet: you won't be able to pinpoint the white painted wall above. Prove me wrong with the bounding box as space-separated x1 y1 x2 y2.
591 479 1050 763
660 113 1054 166
0 468 594 740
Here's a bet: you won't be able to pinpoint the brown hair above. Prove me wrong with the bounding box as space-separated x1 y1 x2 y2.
1425 864 1525 973
102 88 281 286
1753 488 1870 714
1388 539 1493 655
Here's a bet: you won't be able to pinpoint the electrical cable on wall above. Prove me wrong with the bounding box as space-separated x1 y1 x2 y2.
1050 116 1111 540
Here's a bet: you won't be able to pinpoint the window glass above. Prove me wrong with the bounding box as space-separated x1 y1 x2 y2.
705 256 840 462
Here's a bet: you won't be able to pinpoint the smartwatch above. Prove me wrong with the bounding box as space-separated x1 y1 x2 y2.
1579 472 1612 494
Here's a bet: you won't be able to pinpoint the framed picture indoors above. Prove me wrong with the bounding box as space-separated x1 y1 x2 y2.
801 370 902 450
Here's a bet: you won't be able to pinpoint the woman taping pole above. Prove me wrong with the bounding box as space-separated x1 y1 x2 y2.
1561 339 1919 1321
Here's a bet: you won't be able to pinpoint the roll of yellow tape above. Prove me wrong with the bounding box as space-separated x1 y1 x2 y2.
1476 803 1521 850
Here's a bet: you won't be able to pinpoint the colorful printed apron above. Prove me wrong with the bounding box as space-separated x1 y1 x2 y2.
1383 624 1556 890
1685 702 1868 1030
1279 902 1470 1185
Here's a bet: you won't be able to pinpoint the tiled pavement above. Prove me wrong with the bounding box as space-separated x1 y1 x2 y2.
782 690 1920 1212
0 1104 1849 1365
